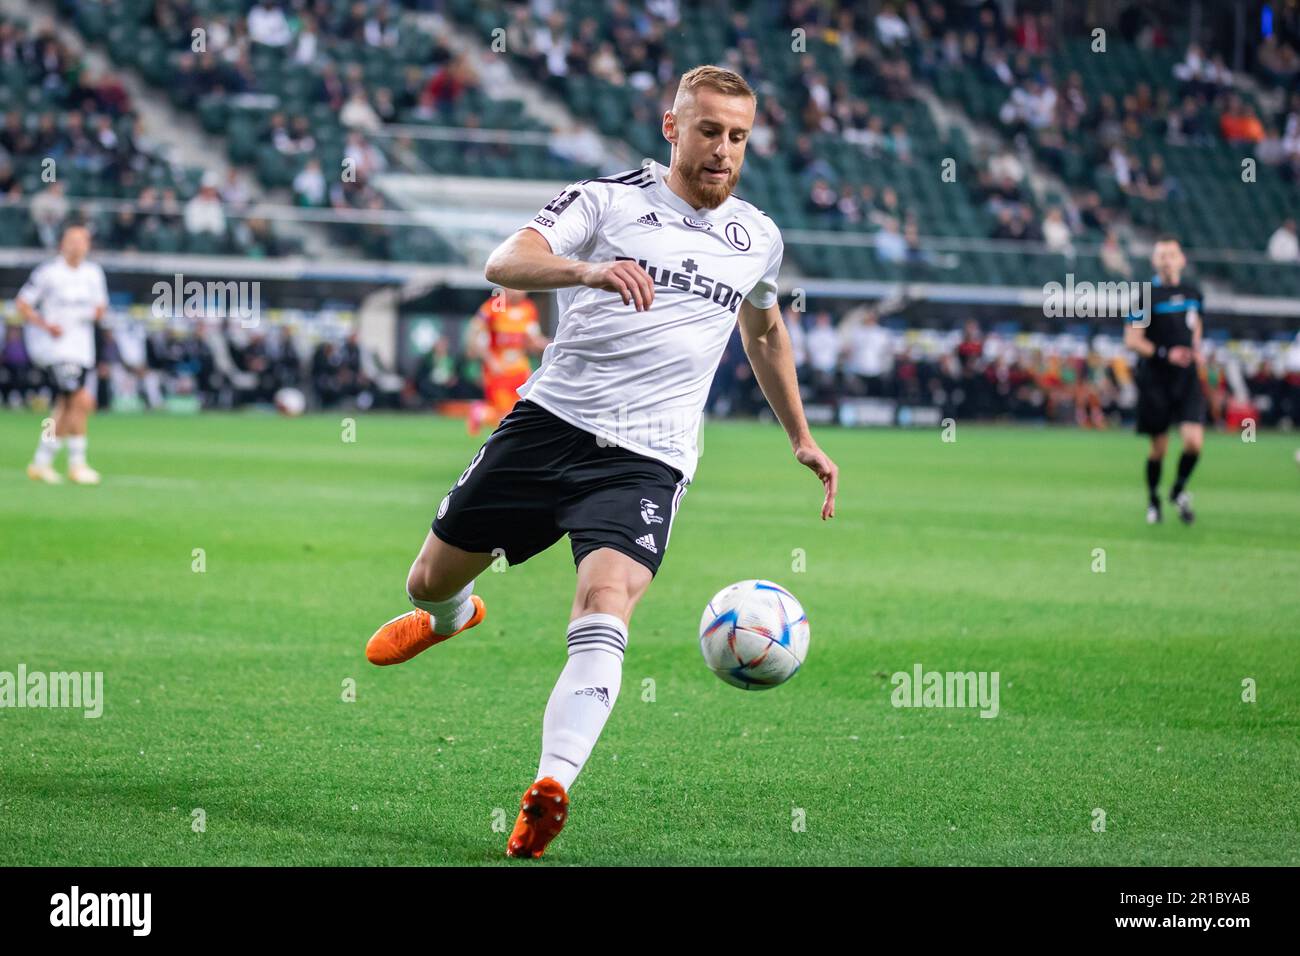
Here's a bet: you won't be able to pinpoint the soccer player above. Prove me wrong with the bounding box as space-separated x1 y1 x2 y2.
1124 235 1205 524
463 287 548 434
19 224 108 485
364 66 839 858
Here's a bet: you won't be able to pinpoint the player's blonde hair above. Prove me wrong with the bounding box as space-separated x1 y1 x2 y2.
673 65 756 108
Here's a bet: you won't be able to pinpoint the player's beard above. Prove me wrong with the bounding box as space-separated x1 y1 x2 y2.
682 159 740 209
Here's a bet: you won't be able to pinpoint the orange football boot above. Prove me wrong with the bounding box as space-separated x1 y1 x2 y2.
505 777 569 859
364 595 486 666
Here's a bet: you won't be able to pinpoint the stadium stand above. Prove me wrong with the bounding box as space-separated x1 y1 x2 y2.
1 0 1297 427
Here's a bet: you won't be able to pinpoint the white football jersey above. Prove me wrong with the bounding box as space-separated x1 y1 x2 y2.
18 256 108 368
517 160 783 482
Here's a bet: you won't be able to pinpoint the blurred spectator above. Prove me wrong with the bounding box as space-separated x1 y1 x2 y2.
874 218 907 263
425 55 477 117
364 5 401 48
30 181 69 248
1220 96 1264 144
1100 230 1131 277
1267 219 1300 262
248 0 292 48
219 169 252 213
343 131 387 181
842 308 894 396
293 14 320 64
293 158 327 206
414 337 462 403
806 312 840 400
184 175 226 237
341 88 383 132
1042 208 1073 255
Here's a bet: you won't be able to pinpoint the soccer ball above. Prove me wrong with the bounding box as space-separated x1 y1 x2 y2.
699 580 810 690
274 387 306 417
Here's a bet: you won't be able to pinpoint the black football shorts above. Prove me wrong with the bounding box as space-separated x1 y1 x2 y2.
1136 363 1207 435
432 399 689 576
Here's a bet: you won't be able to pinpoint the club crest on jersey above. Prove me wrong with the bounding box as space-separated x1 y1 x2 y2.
636 212 663 228
683 216 712 230
640 498 663 525
724 221 751 251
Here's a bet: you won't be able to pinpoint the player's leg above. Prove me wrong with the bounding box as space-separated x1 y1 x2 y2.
1145 432 1168 523
469 373 522 435
1137 374 1172 523
543 547 652 784
1170 421 1204 524
507 547 653 859
63 384 100 484
508 452 687 859
27 389 68 483
364 531 492 665
368 401 566 665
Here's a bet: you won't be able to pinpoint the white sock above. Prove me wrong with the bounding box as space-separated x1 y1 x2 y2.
66 435 87 468
408 581 475 636
34 435 63 468
536 613 627 791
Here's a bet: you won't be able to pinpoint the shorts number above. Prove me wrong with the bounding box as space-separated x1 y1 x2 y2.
456 444 487 488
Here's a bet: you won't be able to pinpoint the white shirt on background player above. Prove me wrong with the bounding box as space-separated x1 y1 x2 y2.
18 255 108 368
518 160 783 483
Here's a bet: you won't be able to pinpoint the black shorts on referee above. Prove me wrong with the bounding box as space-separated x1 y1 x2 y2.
1135 363 1207 436
432 399 689 576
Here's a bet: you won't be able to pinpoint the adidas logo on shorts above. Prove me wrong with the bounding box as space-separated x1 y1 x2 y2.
635 212 662 228
634 533 658 554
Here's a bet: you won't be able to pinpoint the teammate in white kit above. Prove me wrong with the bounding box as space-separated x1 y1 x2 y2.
19 224 108 485
362 66 839 858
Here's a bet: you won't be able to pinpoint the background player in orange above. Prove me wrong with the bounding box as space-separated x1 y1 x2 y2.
464 287 548 434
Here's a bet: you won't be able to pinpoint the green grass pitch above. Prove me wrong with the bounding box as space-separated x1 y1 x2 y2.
1 410 1297 866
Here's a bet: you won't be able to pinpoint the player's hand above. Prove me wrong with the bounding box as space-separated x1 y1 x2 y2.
1167 345 1194 367
581 260 655 312
795 441 838 520
44 320 63 338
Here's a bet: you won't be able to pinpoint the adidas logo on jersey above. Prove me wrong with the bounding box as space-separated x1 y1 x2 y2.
636 212 662 228
635 533 658 554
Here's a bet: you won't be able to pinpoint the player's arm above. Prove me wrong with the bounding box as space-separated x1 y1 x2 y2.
526 320 549 353
92 264 108 323
15 270 61 337
1122 319 1156 359
1192 307 1204 368
484 228 655 312
1124 316 1193 367
464 314 487 361
739 300 838 520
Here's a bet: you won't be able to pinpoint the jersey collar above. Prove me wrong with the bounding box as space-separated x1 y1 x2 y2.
650 161 732 220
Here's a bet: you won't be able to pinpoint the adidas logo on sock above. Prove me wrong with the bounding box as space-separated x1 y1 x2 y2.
634 533 657 554
635 212 662 227
574 686 611 707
